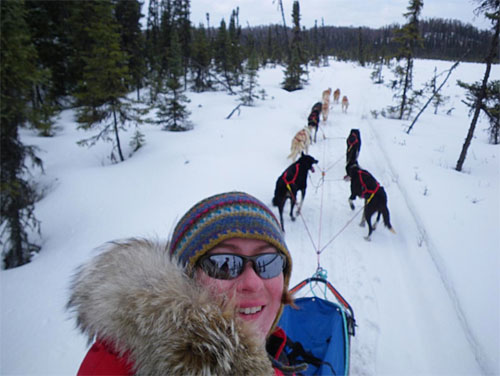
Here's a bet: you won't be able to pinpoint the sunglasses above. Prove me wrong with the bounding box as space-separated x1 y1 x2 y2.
197 253 286 280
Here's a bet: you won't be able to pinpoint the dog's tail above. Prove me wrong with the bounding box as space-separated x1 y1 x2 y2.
380 188 396 233
272 186 279 207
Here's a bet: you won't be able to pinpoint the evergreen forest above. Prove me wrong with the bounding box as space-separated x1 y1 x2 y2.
1 0 499 268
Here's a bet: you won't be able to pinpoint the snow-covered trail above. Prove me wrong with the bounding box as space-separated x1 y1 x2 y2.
279 66 483 374
2 60 496 375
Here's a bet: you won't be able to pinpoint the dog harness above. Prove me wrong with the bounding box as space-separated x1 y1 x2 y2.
347 133 359 152
295 130 307 142
282 163 300 187
358 170 379 202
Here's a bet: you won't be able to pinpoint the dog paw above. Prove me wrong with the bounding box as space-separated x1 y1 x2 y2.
291 217 296 222
359 222 365 227
364 235 371 241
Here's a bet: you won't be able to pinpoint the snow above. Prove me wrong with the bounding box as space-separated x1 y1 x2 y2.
1 59 499 375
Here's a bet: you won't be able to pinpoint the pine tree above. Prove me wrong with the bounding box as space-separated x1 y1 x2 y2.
358 27 366 67
145 0 162 103
458 80 500 144
282 1 307 91
114 0 145 101
240 46 260 106
74 0 140 163
191 23 212 91
429 67 449 114
173 0 191 88
157 29 191 131
371 56 385 84
456 0 500 170
1 0 44 268
390 0 424 119
24 1 63 137
228 8 243 86
25 0 74 98
214 19 233 91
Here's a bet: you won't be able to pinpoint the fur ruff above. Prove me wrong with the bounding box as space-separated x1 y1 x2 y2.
67 238 274 376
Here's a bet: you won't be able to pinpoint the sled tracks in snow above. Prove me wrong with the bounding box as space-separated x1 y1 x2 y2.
365 117 492 375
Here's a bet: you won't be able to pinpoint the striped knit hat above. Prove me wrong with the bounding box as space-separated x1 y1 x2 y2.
169 192 292 287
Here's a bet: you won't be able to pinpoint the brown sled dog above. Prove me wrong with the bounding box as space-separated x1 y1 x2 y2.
333 88 341 104
322 88 332 121
288 127 312 161
341 96 349 113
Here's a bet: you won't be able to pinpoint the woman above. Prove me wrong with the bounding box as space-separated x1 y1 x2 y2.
68 191 298 375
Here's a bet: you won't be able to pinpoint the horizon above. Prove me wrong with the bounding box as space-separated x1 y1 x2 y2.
141 0 493 31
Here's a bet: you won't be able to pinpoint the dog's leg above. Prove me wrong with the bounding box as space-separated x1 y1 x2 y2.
373 211 382 230
278 201 285 232
359 205 367 227
289 193 296 222
296 190 305 216
364 211 374 241
359 214 366 227
348 198 355 210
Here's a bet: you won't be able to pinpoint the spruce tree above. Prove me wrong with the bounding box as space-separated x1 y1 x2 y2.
456 0 499 170
159 0 173 79
74 0 140 163
429 67 449 114
157 29 191 131
458 80 500 144
282 1 306 91
371 56 385 84
114 0 145 100
191 23 212 91
358 27 366 67
389 0 424 119
24 1 62 137
173 0 192 88
240 46 260 106
228 8 243 86
145 0 162 103
214 19 232 91
1 0 43 268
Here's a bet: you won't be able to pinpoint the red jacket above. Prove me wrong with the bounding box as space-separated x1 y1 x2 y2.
78 328 290 376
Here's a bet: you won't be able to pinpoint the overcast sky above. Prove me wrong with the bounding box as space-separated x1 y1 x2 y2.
142 0 493 31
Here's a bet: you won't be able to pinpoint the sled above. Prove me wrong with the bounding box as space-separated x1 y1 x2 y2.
278 269 356 375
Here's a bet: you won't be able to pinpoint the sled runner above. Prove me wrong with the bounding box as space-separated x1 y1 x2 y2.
278 269 356 375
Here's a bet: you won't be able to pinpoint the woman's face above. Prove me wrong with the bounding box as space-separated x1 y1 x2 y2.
195 238 284 343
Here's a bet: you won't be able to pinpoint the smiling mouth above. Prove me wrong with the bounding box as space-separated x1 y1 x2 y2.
238 306 263 315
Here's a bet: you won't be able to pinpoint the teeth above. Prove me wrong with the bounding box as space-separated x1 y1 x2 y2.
239 306 263 315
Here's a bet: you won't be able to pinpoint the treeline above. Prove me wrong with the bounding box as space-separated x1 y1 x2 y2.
241 18 496 65
1 0 498 269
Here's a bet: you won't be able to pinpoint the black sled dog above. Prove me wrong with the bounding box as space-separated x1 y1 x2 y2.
346 129 361 168
346 162 396 240
307 102 322 143
273 153 319 231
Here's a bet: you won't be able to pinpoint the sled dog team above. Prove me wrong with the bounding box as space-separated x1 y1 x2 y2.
280 88 395 241
68 85 393 376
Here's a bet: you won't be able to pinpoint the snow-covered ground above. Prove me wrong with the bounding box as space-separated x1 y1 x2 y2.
1 59 499 375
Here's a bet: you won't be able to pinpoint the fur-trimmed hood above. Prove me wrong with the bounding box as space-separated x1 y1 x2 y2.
68 238 274 375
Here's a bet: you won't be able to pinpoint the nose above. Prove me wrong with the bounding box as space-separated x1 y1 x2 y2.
236 261 264 292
